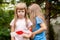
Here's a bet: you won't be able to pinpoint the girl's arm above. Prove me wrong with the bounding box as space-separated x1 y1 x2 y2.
33 23 47 35
23 19 33 38
23 27 32 38
10 19 15 40
11 26 15 40
28 27 32 37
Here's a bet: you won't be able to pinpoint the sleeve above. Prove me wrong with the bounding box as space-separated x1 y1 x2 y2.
27 19 33 28
10 19 15 27
36 17 43 24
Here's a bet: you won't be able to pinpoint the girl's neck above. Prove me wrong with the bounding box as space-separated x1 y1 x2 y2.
18 17 25 19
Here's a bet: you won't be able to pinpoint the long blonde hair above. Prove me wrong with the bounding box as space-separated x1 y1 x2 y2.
13 2 28 29
28 3 46 28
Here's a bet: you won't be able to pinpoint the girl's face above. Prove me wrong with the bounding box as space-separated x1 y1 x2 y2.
28 9 35 18
17 9 25 18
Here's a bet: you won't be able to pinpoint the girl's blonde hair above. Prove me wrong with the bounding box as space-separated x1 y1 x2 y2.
28 3 46 28
13 2 28 29
14 2 27 19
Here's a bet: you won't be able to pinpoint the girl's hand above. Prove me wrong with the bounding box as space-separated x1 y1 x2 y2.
11 37 15 40
10 32 17 37
23 32 32 38
23 34 30 38
31 32 36 38
22 30 32 38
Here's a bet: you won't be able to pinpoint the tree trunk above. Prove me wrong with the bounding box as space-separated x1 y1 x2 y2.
45 0 51 40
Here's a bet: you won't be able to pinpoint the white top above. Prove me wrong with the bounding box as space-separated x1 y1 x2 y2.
10 18 33 32
10 18 33 40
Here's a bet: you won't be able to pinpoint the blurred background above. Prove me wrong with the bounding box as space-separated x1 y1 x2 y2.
0 0 60 40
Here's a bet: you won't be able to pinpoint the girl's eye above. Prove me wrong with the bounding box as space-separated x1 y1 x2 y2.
17 10 20 12
22 11 24 12
18 11 20 12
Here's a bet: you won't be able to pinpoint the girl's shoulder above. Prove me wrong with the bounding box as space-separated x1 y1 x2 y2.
26 18 33 27
36 16 43 24
36 16 42 21
25 18 30 22
27 18 31 22
10 18 15 26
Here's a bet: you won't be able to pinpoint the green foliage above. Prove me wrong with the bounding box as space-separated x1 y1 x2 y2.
50 2 60 18
11 0 15 4
0 7 14 40
0 0 3 3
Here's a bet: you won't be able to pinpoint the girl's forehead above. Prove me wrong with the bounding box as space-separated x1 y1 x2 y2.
17 9 25 11
16 8 25 10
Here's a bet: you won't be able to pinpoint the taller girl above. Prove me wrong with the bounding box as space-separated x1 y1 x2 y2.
10 2 33 40
28 3 47 40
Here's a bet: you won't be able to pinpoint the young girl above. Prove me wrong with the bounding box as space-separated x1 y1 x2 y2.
28 3 47 40
10 2 33 40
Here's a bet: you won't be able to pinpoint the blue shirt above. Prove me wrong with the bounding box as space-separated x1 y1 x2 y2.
33 16 46 40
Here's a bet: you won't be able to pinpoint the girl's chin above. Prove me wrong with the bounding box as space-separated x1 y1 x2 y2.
18 16 24 19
